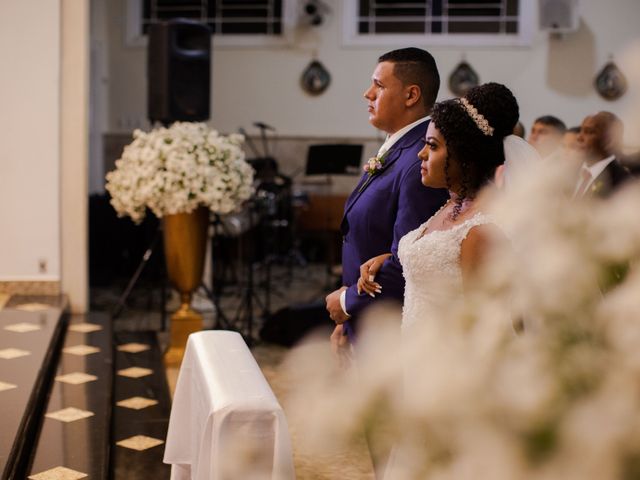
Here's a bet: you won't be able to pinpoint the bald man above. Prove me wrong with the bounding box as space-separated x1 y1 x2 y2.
574 111 631 198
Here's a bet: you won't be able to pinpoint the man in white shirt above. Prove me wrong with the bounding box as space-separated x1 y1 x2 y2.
574 111 631 198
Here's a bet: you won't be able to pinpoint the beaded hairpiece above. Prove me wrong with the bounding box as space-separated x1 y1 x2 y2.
458 97 494 136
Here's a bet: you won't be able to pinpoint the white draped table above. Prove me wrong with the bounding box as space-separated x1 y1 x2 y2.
163 331 295 479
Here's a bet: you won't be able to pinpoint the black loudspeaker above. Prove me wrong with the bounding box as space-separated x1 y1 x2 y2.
148 19 211 124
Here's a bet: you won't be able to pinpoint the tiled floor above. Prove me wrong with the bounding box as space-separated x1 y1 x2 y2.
1 259 375 479
0 298 171 480
112 331 172 479
27 311 112 480
0 295 68 479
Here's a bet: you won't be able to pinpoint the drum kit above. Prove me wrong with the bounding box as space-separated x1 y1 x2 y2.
208 121 308 343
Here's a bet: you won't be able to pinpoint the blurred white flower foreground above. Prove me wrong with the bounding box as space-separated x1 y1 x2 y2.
106 122 254 223
283 158 640 480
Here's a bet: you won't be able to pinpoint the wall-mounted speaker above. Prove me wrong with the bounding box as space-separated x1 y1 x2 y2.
148 19 211 125
539 0 579 33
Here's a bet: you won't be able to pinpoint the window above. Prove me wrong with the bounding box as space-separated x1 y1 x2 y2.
142 0 283 35
343 0 534 47
126 0 295 47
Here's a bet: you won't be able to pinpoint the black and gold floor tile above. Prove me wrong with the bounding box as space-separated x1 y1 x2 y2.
0 347 31 359
62 344 101 356
116 435 165 451
28 465 88 479
0 380 17 392
117 342 150 353
116 396 159 410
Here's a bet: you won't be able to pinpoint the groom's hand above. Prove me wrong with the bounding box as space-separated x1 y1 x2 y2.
330 324 351 369
326 286 349 324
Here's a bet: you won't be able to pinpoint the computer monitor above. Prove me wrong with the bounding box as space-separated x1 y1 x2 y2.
305 144 363 176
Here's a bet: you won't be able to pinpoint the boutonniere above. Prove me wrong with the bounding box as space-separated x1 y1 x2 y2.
590 180 604 195
359 150 390 192
363 151 389 175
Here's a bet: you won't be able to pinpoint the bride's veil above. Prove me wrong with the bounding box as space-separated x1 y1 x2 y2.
500 134 542 187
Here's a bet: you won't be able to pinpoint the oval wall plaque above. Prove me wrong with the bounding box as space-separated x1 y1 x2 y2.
301 60 331 96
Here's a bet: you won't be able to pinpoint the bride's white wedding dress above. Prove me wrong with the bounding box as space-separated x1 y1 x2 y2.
398 210 493 331
382 210 494 479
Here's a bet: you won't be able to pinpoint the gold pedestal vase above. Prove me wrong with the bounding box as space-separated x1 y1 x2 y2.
163 206 209 366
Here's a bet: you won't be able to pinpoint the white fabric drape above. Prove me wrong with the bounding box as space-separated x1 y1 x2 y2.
164 331 295 480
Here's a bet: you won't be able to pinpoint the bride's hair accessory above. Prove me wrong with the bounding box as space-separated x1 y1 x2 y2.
458 97 494 136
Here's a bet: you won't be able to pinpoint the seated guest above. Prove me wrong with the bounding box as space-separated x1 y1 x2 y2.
528 115 566 159
563 126 580 151
562 126 582 166
574 111 631 198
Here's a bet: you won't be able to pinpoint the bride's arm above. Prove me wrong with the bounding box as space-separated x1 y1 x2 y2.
357 253 393 296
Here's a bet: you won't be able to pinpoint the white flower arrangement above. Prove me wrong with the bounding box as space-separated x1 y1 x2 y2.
105 122 255 223
283 159 640 480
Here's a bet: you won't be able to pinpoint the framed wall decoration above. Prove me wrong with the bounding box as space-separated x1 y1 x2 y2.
301 60 331 96
595 59 627 101
449 60 479 97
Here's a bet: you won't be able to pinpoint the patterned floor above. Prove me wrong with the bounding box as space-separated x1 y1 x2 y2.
27 312 113 479
0 259 376 479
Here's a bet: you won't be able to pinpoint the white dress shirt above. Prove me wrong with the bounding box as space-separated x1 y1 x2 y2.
376 116 430 157
575 155 616 197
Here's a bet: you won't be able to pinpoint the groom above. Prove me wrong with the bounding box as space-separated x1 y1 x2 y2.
326 48 448 345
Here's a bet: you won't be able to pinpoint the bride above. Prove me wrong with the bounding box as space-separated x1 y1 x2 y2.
358 82 520 328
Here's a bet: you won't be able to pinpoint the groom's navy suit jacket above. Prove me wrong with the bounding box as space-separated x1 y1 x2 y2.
341 121 449 339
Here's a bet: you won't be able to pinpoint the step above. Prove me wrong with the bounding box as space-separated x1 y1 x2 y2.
26 312 113 480
0 295 68 480
112 331 171 480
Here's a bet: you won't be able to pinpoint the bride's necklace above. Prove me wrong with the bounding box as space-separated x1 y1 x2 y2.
418 197 476 239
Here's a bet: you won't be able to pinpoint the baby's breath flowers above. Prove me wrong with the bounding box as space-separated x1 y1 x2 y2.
106 122 254 223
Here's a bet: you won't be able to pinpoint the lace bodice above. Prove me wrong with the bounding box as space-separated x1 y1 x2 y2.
398 211 493 330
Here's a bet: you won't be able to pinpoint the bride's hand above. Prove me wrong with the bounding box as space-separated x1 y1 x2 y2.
357 253 392 296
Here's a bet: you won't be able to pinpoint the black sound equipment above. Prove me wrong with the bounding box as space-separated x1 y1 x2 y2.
260 300 334 347
305 144 363 176
148 19 211 124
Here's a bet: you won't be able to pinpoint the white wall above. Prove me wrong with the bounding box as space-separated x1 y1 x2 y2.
60 0 90 312
104 0 640 145
0 0 61 281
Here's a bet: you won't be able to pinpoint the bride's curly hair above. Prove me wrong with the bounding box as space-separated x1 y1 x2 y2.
430 82 519 218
